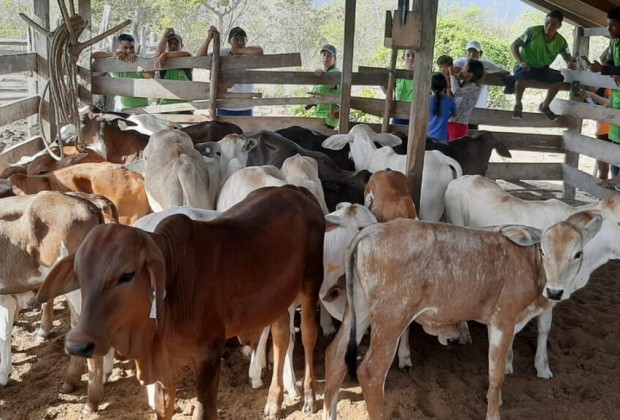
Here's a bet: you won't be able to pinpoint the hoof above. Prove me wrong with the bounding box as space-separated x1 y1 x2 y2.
60 381 76 394
0 373 10 387
250 378 264 389
263 399 281 418
83 402 98 414
536 369 553 379
302 399 315 414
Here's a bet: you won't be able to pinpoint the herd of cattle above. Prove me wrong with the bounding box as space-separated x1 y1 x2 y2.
0 109 617 420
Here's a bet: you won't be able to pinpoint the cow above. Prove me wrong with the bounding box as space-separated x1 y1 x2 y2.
8 162 151 225
36 186 325 419
323 212 602 420
444 174 603 378
276 126 354 171
143 129 213 211
181 120 243 144
364 169 418 221
0 147 104 179
0 191 109 413
216 166 286 211
243 130 371 211
133 206 222 232
322 124 462 221
282 154 329 214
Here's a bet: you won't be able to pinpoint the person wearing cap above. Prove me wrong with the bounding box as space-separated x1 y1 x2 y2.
197 26 263 116
310 44 341 129
453 41 509 111
381 49 415 126
509 10 577 121
154 28 193 110
92 33 154 112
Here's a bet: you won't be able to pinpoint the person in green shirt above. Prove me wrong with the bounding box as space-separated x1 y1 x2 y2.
382 49 415 125
311 44 341 129
92 34 154 112
509 10 577 121
154 28 193 113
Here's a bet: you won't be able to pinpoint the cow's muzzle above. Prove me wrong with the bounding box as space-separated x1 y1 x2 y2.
65 340 95 358
544 287 564 301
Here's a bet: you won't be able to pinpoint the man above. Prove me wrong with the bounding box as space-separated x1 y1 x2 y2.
509 10 577 120
154 28 192 109
93 34 154 112
453 40 509 110
311 44 341 129
197 26 263 117
380 49 415 126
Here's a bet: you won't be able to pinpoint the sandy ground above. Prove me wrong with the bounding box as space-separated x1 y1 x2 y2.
1 257 619 420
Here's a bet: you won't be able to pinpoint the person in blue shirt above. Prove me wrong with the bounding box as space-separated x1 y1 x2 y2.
427 72 457 143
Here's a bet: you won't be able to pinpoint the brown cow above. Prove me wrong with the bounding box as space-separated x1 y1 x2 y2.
37 185 325 419
8 162 150 225
363 169 417 222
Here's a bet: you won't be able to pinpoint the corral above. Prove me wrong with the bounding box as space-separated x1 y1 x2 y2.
1 0 620 419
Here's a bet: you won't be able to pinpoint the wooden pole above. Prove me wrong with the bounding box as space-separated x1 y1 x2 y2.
33 0 54 142
338 0 356 133
78 0 92 106
209 31 221 120
381 48 398 133
406 0 437 211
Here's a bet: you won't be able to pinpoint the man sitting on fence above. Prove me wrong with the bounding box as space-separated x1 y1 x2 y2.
508 10 577 121
93 33 154 112
154 28 193 113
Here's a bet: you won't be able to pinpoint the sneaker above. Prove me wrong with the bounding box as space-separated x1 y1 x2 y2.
502 75 516 94
512 103 523 120
539 103 557 121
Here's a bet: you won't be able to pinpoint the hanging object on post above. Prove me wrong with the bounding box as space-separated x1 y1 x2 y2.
385 1 421 49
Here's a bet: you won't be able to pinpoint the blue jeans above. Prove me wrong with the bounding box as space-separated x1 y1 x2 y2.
391 118 409 126
217 109 253 116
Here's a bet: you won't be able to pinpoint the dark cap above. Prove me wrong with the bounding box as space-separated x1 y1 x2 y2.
321 44 337 56
167 34 183 45
228 26 247 40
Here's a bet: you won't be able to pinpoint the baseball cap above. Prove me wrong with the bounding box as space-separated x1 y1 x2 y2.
465 40 483 52
167 34 183 45
228 26 247 40
321 44 337 56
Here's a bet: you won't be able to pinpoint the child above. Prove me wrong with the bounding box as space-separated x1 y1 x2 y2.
427 72 457 143
447 58 484 141
436 55 454 82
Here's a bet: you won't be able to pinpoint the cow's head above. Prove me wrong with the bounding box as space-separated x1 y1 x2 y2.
36 224 166 358
539 210 602 301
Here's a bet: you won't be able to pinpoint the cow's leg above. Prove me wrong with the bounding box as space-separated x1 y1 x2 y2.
283 304 299 399
153 381 178 420
84 356 104 413
37 300 54 340
103 348 115 382
397 327 412 371
535 309 553 378
61 290 85 394
249 326 270 389
194 345 223 420
264 312 290 418
319 301 336 336
323 307 351 420
298 292 319 414
457 321 472 344
486 323 513 420
0 296 17 386
505 346 514 375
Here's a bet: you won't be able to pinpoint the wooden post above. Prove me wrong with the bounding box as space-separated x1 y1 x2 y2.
32 0 54 142
406 0 437 211
209 31 221 120
338 0 356 133
381 48 398 133
78 0 92 106
563 26 588 200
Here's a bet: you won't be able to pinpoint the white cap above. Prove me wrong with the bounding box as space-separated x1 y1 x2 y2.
466 40 483 52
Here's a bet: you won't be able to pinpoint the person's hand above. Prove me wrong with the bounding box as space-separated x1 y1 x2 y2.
589 61 603 73
207 26 219 40
519 61 531 71
579 90 592 102
163 28 174 38
155 52 167 69
315 68 325 77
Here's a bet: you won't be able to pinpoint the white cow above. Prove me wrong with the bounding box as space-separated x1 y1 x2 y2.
322 124 462 221
143 129 213 211
444 174 607 378
281 154 329 214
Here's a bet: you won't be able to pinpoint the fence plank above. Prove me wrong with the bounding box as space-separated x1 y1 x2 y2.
562 164 617 199
91 77 210 100
0 96 40 126
0 136 44 172
0 53 37 75
563 131 620 166
486 162 563 180
551 98 620 126
560 68 619 90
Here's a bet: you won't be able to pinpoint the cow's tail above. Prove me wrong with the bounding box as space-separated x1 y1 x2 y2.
343 229 368 382
442 154 463 179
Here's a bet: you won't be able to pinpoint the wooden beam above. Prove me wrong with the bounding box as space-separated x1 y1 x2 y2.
469 108 572 127
564 131 620 165
551 98 620 126
339 0 356 133
0 96 39 127
219 53 301 70
560 68 619 90
490 132 564 152
78 0 92 105
218 116 336 133
91 77 210 100
583 26 610 38
520 0 604 27
0 136 44 172
0 53 36 75
486 162 563 180
562 164 617 199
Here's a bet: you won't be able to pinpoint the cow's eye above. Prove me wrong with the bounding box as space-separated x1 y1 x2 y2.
574 251 583 259
118 272 135 284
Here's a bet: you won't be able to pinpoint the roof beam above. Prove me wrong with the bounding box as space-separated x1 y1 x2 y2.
521 0 606 27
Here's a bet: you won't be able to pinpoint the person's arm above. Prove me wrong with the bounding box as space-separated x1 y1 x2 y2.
156 50 192 69
580 90 610 106
230 46 264 56
155 28 174 58
560 43 577 69
511 28 531 70
92 51 113 59
196 26 219 57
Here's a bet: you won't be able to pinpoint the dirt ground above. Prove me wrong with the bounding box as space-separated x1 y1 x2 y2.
0 254 619 420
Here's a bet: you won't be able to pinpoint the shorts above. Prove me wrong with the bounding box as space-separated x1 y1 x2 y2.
514 65 564 84
595 133 611 142
217 109 253 116
448 122 468 141
391 118 410 126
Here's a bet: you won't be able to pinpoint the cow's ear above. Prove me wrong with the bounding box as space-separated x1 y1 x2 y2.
499 225 541 246
242 138 258 152
565 211 602 244
141 233 166 316
373 133 402 147
322 134 352 150
37 256 78 303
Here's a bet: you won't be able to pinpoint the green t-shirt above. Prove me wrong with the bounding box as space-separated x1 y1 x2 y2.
159 68 192 105
517 26 569 69
312 66 341 128
110 71 149 108
395 78 414 102
608 38 620 143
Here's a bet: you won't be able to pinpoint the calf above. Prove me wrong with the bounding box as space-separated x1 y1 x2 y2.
324 213 602 420
276 126 354 171
143 129 213 211
181 120 243 144
364 169 418 221
282 154 329 214
37 186 325 419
